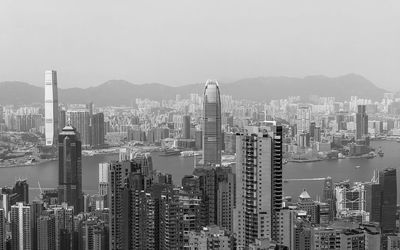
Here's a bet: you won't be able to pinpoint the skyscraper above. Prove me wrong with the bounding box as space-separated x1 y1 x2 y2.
67 110 91 146
296 105 311 134
322 177 335 222
45 70 59 146
37 215 56 250
234 123 283 248
108 158 154 249
98 163 109 196
31 201 44 250
202 80 222 166
91 113 105 147
58 125 83 214
182 115 191 139
379 168 397 233
356 105 368 140
0 209 4 250
11 202 31 250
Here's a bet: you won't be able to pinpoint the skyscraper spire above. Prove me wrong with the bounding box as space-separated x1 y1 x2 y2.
202 80 222 166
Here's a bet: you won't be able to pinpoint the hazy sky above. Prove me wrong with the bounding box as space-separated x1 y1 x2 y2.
0 1 399 91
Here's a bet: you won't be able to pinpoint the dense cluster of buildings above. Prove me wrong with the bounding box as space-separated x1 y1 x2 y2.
0 71 400 249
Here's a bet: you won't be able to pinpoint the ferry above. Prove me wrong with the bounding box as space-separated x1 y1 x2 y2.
378 147 384 157
160 149 181 157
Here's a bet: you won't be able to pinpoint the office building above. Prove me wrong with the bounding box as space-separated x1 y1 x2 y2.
45 70 59 146
297 189 319 224
296 105 311 134
58 125 83 214
59 109 66 132
379 168 397 233
31 201 44 250
365 182 381 223
67 110 91 146
182 115 191 139
322 177 335 222
202 80 222 166
91 113 105 147
234 123 283 247
11 202 31 250
356 105 368 140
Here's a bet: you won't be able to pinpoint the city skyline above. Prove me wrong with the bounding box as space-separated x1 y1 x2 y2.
1 1 400 91
1 1 400 248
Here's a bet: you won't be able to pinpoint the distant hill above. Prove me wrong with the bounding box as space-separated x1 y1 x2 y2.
0 74 387 106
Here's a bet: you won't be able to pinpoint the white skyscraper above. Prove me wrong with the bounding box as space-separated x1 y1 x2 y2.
45 70 59 146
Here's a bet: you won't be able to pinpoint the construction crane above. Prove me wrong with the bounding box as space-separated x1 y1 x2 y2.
38 181 44 200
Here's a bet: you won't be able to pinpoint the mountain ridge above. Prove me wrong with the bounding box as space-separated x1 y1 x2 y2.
0 74 388 106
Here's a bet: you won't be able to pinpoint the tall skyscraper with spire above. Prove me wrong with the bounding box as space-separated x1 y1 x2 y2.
58 125 82 214
45 70 59 146
202 80 222 166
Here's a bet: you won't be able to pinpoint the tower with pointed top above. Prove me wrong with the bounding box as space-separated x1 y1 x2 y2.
58 125 82 214
202 80 222 166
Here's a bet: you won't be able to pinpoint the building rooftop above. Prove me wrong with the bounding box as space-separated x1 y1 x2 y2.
299 189 311 199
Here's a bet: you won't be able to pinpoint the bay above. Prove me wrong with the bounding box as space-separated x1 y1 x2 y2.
0 141 398 203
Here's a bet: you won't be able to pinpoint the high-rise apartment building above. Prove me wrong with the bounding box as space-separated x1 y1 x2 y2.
45 70 59 146
37 215 56 250
202 80 222 166
234 123 283 248
52 204 75 250
216 166 235 233
58 125 83 214
356 105 368 140
159 188 201 249
98 163 109 196
108 159 154 249
11 202 31 250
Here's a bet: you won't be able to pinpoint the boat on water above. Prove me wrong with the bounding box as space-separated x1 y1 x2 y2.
355 165 360 169
378 147 384 157
160 149 181 157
